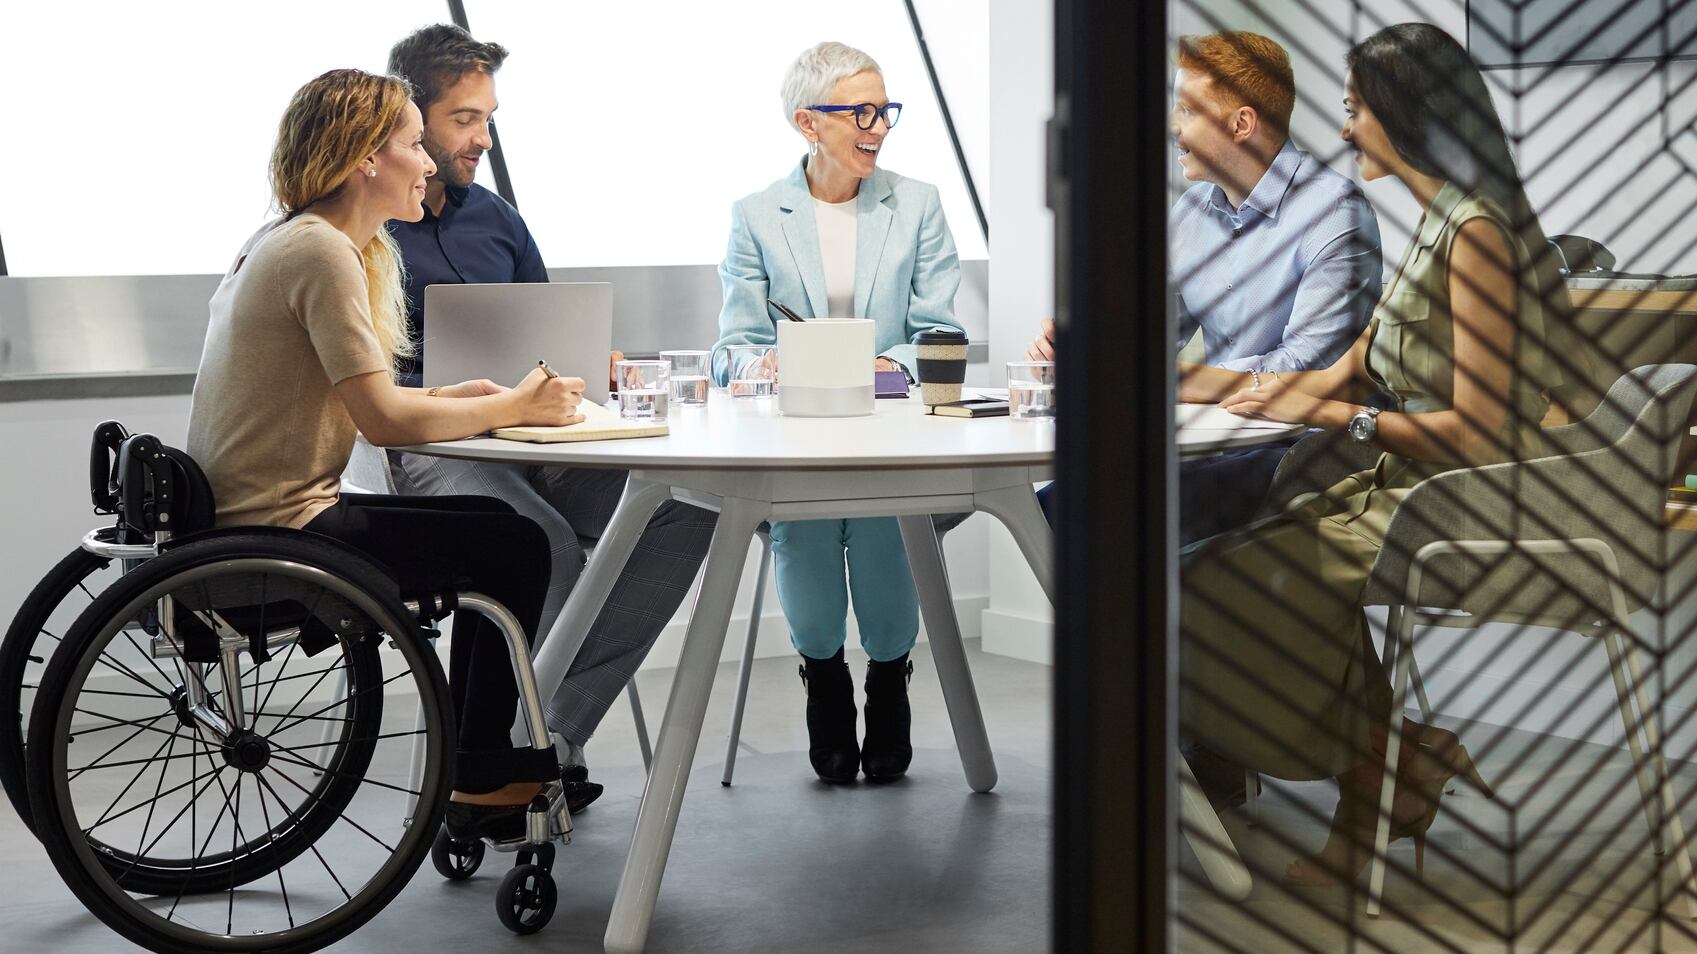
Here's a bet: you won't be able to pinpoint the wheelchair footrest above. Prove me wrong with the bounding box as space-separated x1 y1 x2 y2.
484 782 573 852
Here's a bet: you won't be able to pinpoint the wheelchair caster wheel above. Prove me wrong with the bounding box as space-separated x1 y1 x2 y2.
496 864 557 935
432 826 484 881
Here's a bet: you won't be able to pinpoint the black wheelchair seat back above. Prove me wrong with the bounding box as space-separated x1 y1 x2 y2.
89 421 216 541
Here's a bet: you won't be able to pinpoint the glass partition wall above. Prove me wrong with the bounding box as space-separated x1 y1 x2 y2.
1165 1 1697 950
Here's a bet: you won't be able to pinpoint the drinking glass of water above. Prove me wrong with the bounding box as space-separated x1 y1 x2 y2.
1006 361 1056 420
726 344 778 398
660 350 710 407
616 359 670 421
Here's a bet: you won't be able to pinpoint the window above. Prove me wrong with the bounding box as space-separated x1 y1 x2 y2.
467 0 989 267
0 3 440 276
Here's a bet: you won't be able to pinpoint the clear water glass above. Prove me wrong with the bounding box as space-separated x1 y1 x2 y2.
1006 360 1057 420
726 344 778 398
660 350 710 407
616 359 670 421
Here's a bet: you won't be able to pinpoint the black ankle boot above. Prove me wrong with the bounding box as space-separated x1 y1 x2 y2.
862 654 914 781
799 650 859 783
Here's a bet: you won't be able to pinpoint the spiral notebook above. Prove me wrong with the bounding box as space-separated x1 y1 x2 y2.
492 399 668 443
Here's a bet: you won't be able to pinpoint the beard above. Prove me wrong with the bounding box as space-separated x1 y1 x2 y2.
423 128 476 190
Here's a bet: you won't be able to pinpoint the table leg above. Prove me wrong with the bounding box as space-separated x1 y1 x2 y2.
974 484 1055 604
1178 756 1253 901
526 476 674 711
897 514 997 794
605 495 767 954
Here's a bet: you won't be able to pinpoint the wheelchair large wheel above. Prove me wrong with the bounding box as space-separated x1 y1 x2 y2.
0 540 130 832
5 534 387 898
27 532 454 953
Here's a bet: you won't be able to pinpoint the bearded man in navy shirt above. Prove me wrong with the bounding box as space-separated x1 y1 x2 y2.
385 25 717 813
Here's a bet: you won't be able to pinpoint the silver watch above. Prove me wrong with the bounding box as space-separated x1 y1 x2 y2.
1347 406 1381 443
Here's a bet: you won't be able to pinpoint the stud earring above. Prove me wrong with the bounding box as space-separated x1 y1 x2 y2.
365 167 377 177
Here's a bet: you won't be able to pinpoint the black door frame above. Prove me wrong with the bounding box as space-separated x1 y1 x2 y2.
1050 0 1173 950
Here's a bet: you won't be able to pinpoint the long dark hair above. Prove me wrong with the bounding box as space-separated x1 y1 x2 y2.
1347 23 1593 408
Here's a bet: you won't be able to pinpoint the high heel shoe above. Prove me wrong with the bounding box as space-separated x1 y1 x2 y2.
1285 722 1490 886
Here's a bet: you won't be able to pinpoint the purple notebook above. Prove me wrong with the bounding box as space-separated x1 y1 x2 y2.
875 370 910 398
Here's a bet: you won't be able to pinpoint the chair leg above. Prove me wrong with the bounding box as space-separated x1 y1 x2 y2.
721 538 771 786
1621 633 1697 917
313 667 350 768
1408 650 1435 724
404 695 428 827
1367 604 1416 919
1179 755 1253 901
1604 631 1665 857
627 681 653 773
1245 770 1260 828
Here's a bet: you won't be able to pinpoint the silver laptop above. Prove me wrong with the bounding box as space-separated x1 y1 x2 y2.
422 282 614 404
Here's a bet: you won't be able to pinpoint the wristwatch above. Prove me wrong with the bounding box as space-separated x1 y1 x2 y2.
1347 406 1381 444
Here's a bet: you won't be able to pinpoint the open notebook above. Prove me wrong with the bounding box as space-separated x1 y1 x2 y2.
492 399 669 443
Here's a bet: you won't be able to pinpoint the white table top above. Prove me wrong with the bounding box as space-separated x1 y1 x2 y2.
399 392 1299 469
403 390 1053 471
1175 403 1305 456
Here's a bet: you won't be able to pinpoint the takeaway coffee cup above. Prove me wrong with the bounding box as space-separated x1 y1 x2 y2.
914 330 969 405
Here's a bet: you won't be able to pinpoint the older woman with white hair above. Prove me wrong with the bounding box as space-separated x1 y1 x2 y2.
713 41 963 784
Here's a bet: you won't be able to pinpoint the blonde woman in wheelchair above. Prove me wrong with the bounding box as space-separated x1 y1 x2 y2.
186 68 581 840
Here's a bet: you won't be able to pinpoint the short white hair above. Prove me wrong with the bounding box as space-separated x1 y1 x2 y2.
782 41 882 132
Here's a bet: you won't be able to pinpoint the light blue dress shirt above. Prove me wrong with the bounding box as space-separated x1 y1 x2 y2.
1171 140 1382 372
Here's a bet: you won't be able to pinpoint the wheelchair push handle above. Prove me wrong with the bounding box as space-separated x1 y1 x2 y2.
88 420 130 514
116 433 175 536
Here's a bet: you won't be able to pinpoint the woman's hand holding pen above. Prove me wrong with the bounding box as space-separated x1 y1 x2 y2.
512 365 585 426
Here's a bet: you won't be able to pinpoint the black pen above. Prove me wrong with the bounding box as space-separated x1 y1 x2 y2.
538 359 559 379
766 298 806 323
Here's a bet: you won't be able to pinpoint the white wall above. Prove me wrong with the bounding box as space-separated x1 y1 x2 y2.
980 0 1057 664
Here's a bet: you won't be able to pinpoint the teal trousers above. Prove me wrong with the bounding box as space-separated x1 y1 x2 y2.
768 516 920 662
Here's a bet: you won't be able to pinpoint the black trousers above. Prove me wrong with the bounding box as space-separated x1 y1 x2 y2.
306 493 558 792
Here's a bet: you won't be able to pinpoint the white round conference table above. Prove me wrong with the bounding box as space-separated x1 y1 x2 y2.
402 393 1297 950
406 391 1051 953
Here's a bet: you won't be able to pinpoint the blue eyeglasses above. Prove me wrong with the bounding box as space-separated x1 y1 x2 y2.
809 102 903 130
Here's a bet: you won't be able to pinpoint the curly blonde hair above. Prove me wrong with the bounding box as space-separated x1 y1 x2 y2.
269 69 416 372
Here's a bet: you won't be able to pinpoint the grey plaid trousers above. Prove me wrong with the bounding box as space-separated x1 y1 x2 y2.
391 452 717 742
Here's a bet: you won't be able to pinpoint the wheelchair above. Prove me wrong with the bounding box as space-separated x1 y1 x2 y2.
0 422 574 951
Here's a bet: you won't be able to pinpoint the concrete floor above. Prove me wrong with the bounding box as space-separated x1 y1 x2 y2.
1173 719 1697 954
0 640 1053 953
11 637 1697 952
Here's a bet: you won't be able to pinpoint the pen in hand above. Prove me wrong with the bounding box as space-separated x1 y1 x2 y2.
538 359 559 379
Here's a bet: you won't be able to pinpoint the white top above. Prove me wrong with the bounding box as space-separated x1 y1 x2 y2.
399 394 1298 471
814 196 858 318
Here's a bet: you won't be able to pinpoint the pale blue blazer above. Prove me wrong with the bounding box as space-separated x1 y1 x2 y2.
712 159 963 384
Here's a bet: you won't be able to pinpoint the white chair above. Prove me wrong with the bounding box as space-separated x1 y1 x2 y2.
1353 365 1697 916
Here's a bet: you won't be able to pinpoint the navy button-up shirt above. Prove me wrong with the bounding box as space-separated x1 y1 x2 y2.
390 182 547 387
1170 140 1382 372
